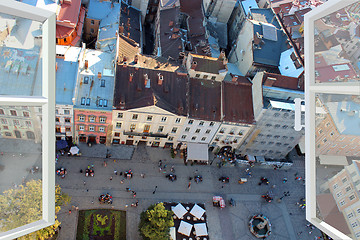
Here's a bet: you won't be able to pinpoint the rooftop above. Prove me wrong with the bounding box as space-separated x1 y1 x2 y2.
158 6 183 61
119 1 142 44
191 54 227 74
56 58 78 105
279 48 304 78
252 21 288 67
262 72 304 91
250 8 281 29
241 0 259 16
74 49 115 111
113 65 188 116
188 78 221 121
223 77 255 124
324 95 360 136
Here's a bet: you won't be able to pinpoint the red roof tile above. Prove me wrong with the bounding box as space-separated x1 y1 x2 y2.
57 0 82 25
263 72 304 91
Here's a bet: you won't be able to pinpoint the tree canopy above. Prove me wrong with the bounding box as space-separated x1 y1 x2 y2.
0 179 71 240
139 202 174 240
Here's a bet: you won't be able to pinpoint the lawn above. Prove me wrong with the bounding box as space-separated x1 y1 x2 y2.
76 209 126 240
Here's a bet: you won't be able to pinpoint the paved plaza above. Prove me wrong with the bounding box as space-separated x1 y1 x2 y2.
53 144 321 240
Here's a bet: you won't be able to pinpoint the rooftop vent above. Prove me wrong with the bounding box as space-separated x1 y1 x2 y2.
232 75 239 83
157 73 164 85
144 74 149 86
85 60 88 69
97 72 102 79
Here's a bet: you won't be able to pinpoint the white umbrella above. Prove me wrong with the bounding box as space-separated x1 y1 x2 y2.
190 204 205 219
178 221 192 237
194 223 208 236
172 203 188 219
69 146 80 155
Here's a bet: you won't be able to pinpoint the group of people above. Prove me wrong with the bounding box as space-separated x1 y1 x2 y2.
166 174 177 181
82 166 94 177
99 193 112 204
258 177 269 185
56 167 67 178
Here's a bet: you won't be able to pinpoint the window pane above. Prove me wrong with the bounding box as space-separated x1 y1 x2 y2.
0 105 43 233
314 3 360 84
315 93 360 239
0 13 43 96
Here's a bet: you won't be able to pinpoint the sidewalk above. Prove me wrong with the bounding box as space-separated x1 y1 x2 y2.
77 143 135 160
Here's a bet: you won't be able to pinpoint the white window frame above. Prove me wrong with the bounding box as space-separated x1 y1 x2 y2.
0 1 55 239
304 1 360 239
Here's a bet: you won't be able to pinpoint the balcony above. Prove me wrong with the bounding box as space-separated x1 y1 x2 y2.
123 131 168 138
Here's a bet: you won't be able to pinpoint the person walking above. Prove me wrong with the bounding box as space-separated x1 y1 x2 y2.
188 181 191 189
114 170 118 175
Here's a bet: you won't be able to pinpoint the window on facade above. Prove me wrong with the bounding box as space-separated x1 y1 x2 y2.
13 120 20 126
118 113 123 118
205 129 211 134
99 117 106 123
219 128 225 133
99 99 103 107
91 19 95 25
56 117 59 122
201 137 206 141
158 126 164 132
89 116 95 122
209 122 214 126
84 77 89 84
99 127 105 132
132 114 138 120
130 124 136 131
100 79 105 87
81 97 86 105
89 126 95 131
191 136 196 140
103 99 108 107
23 111 30 117
79 125 85 131
25 121 32 127
168 136 174 141
199 121 204 126
1 118 7 124
65 127 71 132
195 74 200 78
4 132 11 136
348 213 354 219
86 98 91 106
147 115 153 121
188 120 193 125
318 129 323 134
65 118 71 123
195 129 200 133
64 110 70 115
0 109 4 115
79 116 85 121
211 76 216 80
90 28 95 34
181 135 186 139
336 192 343 198
350 195 356 201
352 222 358 228
10 110 17 116
114 132 120 137
171 127 177 133
175 118 181 123
185 127 190 132
342 178 348 183
203 75 208 79
116 122 122 128
161 117 167 122
346 186 352 192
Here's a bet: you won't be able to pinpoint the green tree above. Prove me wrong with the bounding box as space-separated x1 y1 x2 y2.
0 179 71 240
139 202 174 240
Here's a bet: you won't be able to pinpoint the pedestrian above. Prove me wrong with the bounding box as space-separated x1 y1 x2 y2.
104 161 107 167
91 201 94 204
188 181 191 189
83 181 86 186
309 231 312 235
283 177 287 183
110 177 113 181
272 184 276 189
153 186 158 194
91 164 94 168
297 231 302 235
80 169 83 173
87 165 90 169
133 192 136 198
68 210 71 214
120 171 123 176
114 170 118 175
141 173 145 178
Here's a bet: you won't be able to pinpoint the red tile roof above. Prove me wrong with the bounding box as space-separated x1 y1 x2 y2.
223 77 255 124
263 72 304 91
57 0 82 26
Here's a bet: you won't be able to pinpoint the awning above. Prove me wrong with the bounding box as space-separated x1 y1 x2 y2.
187 143 208 162
172 203 187 219
319 155 348 166
178 221 193 237
56 140 68 150
70 146 80 155
190 204 205 219
194 223 208 237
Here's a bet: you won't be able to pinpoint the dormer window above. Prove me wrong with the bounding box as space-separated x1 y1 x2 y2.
84 76 89 84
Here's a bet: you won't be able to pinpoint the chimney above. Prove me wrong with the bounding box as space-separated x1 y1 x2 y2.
232 75 239 83
85 60 88 69
134 55 138 64
144 74 148 86
129 73 133 82
119 24 124 34
98 72 102 79
157 73 163 85
218 50 226 60
191 61 197 70
264 76 277 86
